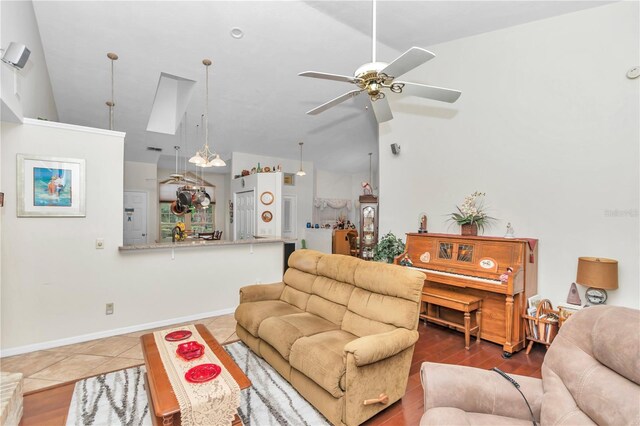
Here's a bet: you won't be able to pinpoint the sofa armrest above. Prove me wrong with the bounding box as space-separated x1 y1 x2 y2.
421 362 543 421
238 282 284 303
344 328 419 367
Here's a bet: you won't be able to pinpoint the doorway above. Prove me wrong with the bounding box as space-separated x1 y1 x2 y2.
124 191 147 245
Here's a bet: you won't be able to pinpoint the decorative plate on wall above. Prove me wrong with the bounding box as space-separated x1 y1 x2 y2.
260 191 274 205
261 211 273 222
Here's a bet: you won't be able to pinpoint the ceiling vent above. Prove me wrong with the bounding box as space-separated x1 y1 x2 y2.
147 146 163 152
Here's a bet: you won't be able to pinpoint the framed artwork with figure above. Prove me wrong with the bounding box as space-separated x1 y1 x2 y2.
17 154 86 217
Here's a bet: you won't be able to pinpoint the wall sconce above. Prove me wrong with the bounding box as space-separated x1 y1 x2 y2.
1 42 31 69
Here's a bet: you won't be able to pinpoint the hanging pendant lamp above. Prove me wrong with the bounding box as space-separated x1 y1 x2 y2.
105 52 118 130
190 59 226 168
296 142 306 176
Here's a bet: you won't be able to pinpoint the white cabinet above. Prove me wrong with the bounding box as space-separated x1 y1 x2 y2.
231 172 282 240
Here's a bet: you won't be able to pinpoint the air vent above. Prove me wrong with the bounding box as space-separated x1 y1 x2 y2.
147 146 163 152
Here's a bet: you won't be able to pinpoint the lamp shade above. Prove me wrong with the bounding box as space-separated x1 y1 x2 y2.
576 257 618 290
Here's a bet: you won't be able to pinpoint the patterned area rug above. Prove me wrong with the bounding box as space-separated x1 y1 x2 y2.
66 341 330 425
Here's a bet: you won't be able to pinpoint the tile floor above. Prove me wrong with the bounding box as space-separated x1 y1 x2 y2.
0 313 238 394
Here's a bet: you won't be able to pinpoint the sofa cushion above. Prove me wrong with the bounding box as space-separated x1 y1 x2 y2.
288 249 323 274
306 276 355 326
420 408 532 426
290 330 358 398
234 300 302 337
354 261 425 303
317 254 360 285
343 288 419 337
280 268 316 310
591 306 640 385
258 313 338 360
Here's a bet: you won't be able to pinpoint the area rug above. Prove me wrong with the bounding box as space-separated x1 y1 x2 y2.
66 341 329 425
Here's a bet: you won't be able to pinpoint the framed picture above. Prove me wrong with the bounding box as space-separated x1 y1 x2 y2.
17 154 86 217
283 173 295 186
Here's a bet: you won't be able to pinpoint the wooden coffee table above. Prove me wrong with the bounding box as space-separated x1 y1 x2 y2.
141 324 250 426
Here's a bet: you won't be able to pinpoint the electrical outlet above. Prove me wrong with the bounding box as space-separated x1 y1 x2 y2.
106 303 114 315
96 238 105 249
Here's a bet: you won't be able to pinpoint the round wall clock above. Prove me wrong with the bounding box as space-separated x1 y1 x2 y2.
585 287 607 305
260 191 274 205
261 210 273 223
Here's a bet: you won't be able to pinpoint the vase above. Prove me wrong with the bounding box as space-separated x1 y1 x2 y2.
461 223 478 236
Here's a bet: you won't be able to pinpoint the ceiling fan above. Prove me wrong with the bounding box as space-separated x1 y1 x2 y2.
299 0 461 123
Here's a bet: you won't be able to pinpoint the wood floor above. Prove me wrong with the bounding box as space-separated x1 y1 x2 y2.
20 322 545 426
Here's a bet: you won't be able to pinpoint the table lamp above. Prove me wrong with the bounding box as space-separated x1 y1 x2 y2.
576 257 618 305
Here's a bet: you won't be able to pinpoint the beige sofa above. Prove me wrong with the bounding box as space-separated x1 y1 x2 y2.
234 249 426 426
420 305 640 425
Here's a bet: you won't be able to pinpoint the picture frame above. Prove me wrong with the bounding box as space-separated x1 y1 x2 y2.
17 154 86 217
283 173 295 186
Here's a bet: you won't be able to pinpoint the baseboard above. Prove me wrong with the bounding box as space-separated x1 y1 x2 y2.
0 307 236 358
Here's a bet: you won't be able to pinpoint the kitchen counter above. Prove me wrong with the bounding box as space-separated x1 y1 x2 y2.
119 237 291 251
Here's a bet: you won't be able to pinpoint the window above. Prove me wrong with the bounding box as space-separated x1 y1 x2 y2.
159 203 216 242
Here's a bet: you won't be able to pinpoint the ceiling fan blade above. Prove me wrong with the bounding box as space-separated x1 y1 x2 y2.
370 97 393 123
398 81 462 103
299 71 359 84
306 89 363 115
380 47 435 78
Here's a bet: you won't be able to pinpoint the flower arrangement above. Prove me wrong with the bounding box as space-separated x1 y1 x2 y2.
373 232 406 263
448 191 495 234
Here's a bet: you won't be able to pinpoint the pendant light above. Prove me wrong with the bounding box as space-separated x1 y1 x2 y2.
106 52 118 130
296 142 306 176
189 59 226 167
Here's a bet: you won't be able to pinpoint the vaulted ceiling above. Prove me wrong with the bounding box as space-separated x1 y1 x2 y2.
32 1 609 173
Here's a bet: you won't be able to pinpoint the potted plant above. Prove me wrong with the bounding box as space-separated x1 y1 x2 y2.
448 191 495 236
373 232 406 263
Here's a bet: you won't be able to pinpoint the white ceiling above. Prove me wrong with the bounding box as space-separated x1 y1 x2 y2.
32 1 609 173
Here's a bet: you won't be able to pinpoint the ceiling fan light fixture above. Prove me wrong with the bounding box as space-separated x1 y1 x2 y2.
297 0 461 123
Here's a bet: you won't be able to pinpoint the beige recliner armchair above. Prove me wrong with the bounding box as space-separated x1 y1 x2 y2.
420 305 640 425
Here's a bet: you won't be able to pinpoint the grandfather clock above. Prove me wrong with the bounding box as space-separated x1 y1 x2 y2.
359 195 378 260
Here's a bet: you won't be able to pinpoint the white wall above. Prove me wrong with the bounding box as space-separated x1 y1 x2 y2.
124 161 158 243
232 152 314 247
0 0 58 121
379 2 639 309
1 120 283 353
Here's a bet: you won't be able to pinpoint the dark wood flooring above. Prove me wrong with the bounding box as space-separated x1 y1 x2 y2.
20 322 545 426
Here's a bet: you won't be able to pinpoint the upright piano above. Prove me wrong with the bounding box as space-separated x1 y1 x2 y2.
396 233 538 355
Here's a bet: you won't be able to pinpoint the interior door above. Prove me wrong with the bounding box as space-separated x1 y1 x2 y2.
234 190 255 240
124 191 147 245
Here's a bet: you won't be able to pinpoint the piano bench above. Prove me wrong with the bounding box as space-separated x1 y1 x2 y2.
420 288 483 350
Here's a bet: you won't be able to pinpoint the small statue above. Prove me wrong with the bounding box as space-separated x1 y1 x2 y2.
418 213 428 233
361 181 373 195
400 254 413 267
504 222 515 238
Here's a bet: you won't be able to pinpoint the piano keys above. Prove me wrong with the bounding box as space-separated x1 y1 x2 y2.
396 233 538 355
